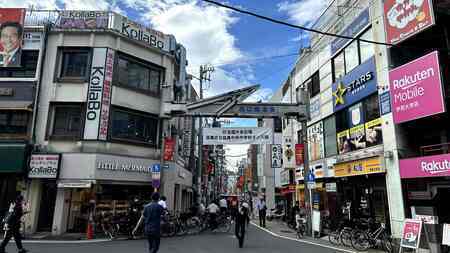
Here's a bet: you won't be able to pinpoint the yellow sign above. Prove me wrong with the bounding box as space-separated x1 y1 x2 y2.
296 184 305 190
333 81 347 106
334 156 385 177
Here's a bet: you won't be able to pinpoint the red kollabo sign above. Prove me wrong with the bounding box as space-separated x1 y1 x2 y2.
384 0 435 44
389 51 445 124
163 137 175 161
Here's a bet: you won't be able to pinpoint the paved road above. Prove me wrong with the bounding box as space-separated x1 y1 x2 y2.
4 225 347 253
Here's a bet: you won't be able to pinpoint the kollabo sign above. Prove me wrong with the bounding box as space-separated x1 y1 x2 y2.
28 154 60 179
399 153 450 179
384 0 435 45
389 51 445 124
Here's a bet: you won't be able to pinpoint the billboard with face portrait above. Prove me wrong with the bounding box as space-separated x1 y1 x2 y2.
0 8 25 67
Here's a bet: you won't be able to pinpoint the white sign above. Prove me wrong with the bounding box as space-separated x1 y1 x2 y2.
203 127 273 145
295 166 304 181
57 180 92 188
271 144 282 168
326 183 337 192
443 224 450 246
312 210 321 232
114 14 170 52
97 159 152 174
98 49 114 140
283 138 296 168
280 170 290 185
415 215 438 224
84 48 107 140
28 154 60 179
257 153 264 177
23 32 43 50
307 121 324 161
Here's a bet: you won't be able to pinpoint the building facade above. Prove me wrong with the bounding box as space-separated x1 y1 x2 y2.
0 9 194 235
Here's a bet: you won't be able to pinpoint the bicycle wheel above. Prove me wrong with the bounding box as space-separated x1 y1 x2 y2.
381 233 393 253
340 228 353 247
187 217 202 235
217 217 232 233
297 224 306 239
328 230 341 245
175 223 187 236
351 230 370 251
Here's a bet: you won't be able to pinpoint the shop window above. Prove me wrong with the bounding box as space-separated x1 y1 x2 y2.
116 54 162 96
345 40 359 73
51 105 82 138
364 94 380 122
335 109 348 133
333 51 345 82
359 28 374 63
274 117 282 133
0 110 29 136
58 48 90 81
110 108 158 146
0 50 39 78
324 116 337 156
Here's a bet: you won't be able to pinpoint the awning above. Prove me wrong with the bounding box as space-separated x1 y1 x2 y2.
0 101 33 111
57 180 96 188
0 144 27 173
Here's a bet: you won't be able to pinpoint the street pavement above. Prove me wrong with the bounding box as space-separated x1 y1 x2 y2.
3 224 350 253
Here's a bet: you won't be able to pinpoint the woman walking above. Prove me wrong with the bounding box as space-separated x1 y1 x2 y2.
235 201 249 248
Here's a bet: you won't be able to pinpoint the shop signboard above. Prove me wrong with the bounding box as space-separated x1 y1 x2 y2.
0 8 26 67
399 153 450 178
332 57 377 112
23 32 43 50
271 144 282 168
152 164 161 188
389 51 445 124
379 91 391 115
295 144 305 166
310 98 321 120
280 170 290 186
331 9 370 55
84 48 115 140
365 118 383 147
203 127 272 145
56 11 109 29
325 182 337 192
400 219 422 249
28 154 61 179
325 158 336 178
348 102 364 128
113 13 170 52
334 156 384 177
337 130 350 154
384 0 435 45
443 224 450 246
310 163 324 179
295 166 304 181
307 121 324 161
312 210 321 232
163 137 175 161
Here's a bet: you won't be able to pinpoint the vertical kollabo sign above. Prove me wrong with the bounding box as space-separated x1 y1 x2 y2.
384 0 435 44
389 51 445 124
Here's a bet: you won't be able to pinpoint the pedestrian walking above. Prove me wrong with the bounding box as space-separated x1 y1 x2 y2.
143 192 164 253
256 198 267 227
158 196 167 210
219 197 228 214
206 201 220 230
235 201 249 248
0 194 28 253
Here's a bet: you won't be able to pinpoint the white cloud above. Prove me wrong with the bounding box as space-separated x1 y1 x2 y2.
0 0 57 9
278 0 329 25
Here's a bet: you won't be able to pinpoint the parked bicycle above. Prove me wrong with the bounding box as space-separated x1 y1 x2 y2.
351 219 392 252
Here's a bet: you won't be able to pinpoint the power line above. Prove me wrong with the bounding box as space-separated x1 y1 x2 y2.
202 0 393 47
213 52 299 67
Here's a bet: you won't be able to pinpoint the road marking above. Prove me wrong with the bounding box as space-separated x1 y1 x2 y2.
250 222 357 253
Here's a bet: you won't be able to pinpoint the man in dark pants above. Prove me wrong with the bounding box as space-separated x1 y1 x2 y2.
0 194 28 253
143 192 164 253
235 202 249 248
257 198 267 228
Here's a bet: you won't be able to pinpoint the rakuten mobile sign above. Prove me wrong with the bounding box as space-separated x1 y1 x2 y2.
400 154 450 179
389 51 445 124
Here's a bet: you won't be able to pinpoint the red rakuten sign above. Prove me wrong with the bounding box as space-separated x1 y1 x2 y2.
400 153 450 179
384 0 435 45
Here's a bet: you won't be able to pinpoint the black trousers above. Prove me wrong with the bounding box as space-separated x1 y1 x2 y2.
259 210 266 227
147 234 160 253
0 225 24 251
235 221 246 248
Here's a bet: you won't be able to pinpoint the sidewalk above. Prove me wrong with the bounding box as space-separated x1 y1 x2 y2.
251 218 385 253
1 232 111 244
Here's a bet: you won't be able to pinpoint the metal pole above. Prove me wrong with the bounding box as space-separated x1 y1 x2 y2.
197 65 204 204
309 187 314 238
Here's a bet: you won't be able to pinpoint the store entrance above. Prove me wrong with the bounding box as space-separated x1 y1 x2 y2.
37 181 57 231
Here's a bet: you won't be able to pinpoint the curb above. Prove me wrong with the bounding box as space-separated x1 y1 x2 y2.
250 221 359 253
21 238 112 244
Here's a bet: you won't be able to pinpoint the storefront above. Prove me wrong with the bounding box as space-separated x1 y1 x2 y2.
334 155 389 224
51 153 158 235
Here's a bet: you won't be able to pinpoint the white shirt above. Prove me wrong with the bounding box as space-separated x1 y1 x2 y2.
158 200 167 209
207 203 219 214
219 199 228 208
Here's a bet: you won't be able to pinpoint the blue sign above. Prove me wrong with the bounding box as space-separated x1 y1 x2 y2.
152 164 161 173
379 91 391 115
331 9 370 55
307 171 315 183
332 57 377 112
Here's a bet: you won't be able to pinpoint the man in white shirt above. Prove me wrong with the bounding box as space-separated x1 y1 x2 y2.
158 196 167 210
0 22 23 67
219 197 228 213
207 201 219 230
256 198 267 227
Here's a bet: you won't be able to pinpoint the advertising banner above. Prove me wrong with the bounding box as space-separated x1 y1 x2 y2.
295 144 305 166
332 57 377 112
389 51 445 124
334 156 384 177
271 144 282 168
348 102 364 128
56 11 109 29
400 219 422 249
384 0 435 45
307 121 324 161
399 153 450 179
28 154 60 179
337 130 350 154
280 170 290 185
379 91 392 115
152 164 161 188
83 48 109 140
283 143 296 168
163 137 175 161
203 127 272 145
98 48 114 140
331 9 370 55
365 118 383 147
0 8 25 67
349 124 366 150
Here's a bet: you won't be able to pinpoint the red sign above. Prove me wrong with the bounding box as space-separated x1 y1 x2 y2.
295 144 305 166
281 185 296 195
401 219 422 249
384 0 435 45
163 137 175 161
0 8 26 67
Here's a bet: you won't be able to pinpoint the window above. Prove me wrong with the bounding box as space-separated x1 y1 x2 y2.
0 111 29 135
345 40 359 73
51 105 82 137
305 71 321 98
324 116 337 156
333 51 345 82
364 94 380 121
111 108 158 145
59 48 90 79
0 50 39 78
116 54 162 95
359 28 374 63
335 109 348 133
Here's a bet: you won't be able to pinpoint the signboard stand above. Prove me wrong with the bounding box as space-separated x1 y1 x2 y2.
399 219 423 253
306 171 315 239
